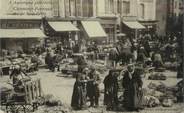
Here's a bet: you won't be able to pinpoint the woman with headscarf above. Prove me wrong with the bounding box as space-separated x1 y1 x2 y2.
103 70 119 110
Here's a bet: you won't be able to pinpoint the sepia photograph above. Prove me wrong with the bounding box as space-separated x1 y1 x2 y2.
0 0 183 113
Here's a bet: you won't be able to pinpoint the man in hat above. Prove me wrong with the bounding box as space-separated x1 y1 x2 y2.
87 67 101 107
122 64 144 111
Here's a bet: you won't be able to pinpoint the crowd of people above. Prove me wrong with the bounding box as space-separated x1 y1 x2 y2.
5 31 183 112
70 64 145 112
69 32 183 111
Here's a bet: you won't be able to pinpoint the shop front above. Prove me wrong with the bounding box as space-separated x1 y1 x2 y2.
138 20 158 36
0 17 46 57
0 17 46 76
121 18 146 39
97 15 118 44
80 20 108 45
44 19 79 50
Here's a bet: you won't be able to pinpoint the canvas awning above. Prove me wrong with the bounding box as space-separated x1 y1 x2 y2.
81 21 107 38
0 29 46 38
123 21 145 29
48 21 79 32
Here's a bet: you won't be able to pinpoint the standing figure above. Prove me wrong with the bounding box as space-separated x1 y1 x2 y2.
31 53 39 71
77 56 87 73
122 64 144 111
87 67 101 107
71 68 89 110
103 70 119 110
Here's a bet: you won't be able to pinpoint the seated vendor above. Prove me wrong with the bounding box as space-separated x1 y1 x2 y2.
9 65 31 92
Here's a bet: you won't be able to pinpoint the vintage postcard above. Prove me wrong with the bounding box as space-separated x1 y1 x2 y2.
0 0 183 113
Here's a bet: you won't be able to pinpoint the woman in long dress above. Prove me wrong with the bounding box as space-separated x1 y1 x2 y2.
122 64 144 111
103 70 119 110
71 69 88 110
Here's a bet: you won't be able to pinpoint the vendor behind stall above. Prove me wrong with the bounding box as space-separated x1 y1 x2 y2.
9 65 31 92
31 53 39 71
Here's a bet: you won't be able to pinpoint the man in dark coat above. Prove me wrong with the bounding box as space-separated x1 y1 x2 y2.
103 70 119 110
87 67 101 107
122 64 144 111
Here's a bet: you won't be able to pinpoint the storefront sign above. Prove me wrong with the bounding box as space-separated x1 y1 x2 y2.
0 0 54 17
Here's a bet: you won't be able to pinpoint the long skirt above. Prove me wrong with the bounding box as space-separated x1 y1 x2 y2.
71 82 87 109
123 83 143 110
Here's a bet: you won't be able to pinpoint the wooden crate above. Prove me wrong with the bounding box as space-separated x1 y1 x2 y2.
24 79 42 104
4 79 42 113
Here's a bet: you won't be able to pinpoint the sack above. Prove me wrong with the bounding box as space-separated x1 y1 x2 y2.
144 95 160 107
162 99 173 107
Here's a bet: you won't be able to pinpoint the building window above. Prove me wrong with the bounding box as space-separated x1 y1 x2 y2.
76 0 82 17
105 0 114 14
175 1 177 8
117 0 122 14
70 0 76 16
140 4 145 19
65 0 70 17
65 0 93 17
88 0 93 17
122 1 130 15
52 0 59 17
110 0 114 13
82 0 94 17
83 0 89 17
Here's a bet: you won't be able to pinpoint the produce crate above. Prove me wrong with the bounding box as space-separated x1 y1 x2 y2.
3 79 42 113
